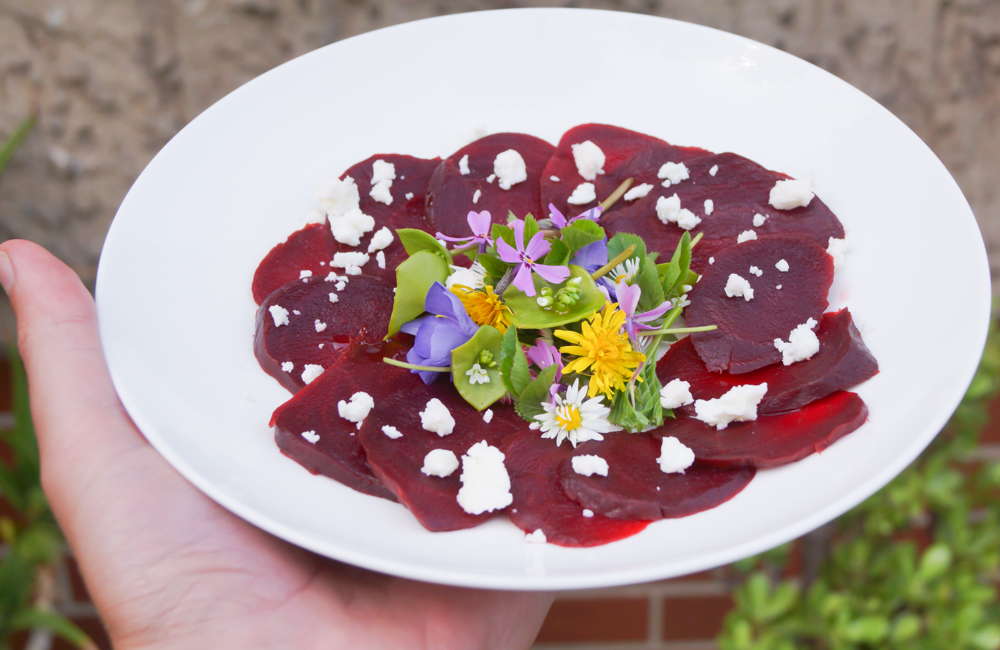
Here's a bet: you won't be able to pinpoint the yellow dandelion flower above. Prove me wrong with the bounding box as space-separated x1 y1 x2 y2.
554 302 646 399
451 284 512 333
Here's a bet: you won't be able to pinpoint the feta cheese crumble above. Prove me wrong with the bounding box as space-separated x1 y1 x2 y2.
725 274 754 301
774 318 820 365
301 430 320 444
494 150 527 190
775 259 790 272
367 226 394 253
659 379 694 409
658 437 695 474
472 189 481 204
301 364 324 385
281 361 294 373
709 257 715 264
749 265 763 277
827 237 847 268
331 251 370 276
376 251 386 269
571 455 609 477
382 425 402 439
338 391 374 429
704 199 714 215
525 529 547 544
571 140 606 181
709 164 719 176
769 179 814 210
658 162 690 187
656 194 702 230
299 270 313 278
693 384 768 430
486 173 496 183
314 319 327 333
269 305 289 327
421 449 460 478
567 182 597 205
405 192 414 200
549 175 560 182
458 154 470 175
420 398 456 436
371 159 396 185
582 509 594 518
369 181 392 205
483 409 494 424
456 441 513 515
753 213 768 227
329 208 375 246
623 183 653 201
316 175 360 217
737 230 757 243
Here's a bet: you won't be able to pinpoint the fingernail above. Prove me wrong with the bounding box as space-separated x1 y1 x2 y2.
0 252 13 294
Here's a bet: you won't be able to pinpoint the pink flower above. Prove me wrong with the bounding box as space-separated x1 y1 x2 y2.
436 210 493 253
548 203 603 230
616 282 672 340
495 219 570 297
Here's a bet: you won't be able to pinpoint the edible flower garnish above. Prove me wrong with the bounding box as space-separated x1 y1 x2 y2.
436 210 493 253
400 282 479 383
548 203 603 230
555 302 646 399
530 379 614 447
608 257 641 286
616 283 673 341
451 284 512 333
495 219 570 297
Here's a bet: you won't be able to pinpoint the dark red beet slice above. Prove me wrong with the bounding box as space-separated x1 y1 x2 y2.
270 345 407 501
254 274 395 393
685 235 834 374
601 152 844 273
425 133 555 236
502 432 650 547
653 391 869 469
357 380 524 532
559 434 754 521
659 309 878 415
252 223 340 305
540 123 708 217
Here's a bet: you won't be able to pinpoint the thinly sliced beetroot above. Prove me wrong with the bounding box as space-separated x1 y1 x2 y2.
653 391 868 468
559 433 754 521
601 152 844 273
686 235 834 374
252 223 340 305
540 123 708 217
502 433 650 547
425 133 555 237
270 345 408 502
254 275 395 392
357 381 524 532
659 309 878 415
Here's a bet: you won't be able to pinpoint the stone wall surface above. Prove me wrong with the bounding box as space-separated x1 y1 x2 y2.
1 0 999 293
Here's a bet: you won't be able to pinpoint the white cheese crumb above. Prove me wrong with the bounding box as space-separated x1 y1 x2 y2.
367 226 394 253
331 251 370 271
456 441 513 515
572 455 609 477
659 379 694 409
769 178 814 210
775 259 789 272
371 159 396 185
483 409 494 423
753 213 768 227
525 529 547 544
777 285 783 290
421 449 460 478
549 175 560 182
827 237 847 268
301 430 320 444
737 230 757 243
658 437 695 474
405 192 414 200
281 361 294 373
292 310 301 315
486 173 496 183
494 150 527 190
677 209 702 230
774 318 820 365
299 270 313 278
314 319 327 333
335 280 347 291
582 509 594 518
329 207 375 246
657 162 690 187
571 140 606 181
656 194 702 230
369 180 393 205
567 182 597 205
420 398 455 436
458 154 471 175
337 391 374 429
623 183 654 201
709 257 715 264
693 384 768 430
301 364 324 385
704 199 714 215
749 265 763 277
316 175 360 217
725 274 754 301
709 164 719 177
472 189 481 204
269 305 289 327
376 251 386 269
382 425 402 439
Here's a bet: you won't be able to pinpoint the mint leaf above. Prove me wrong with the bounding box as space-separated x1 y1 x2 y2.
608 232 648 262
523 213 539 245
544 239 571 266
560 220 606 259
491 223 516 248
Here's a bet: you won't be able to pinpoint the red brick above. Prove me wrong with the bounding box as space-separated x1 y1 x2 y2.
661 594 733 640
536 597 648 643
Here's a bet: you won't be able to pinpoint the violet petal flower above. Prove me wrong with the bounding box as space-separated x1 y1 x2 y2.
401 282 479 383
570 239 608 273
436 210 494 253
616 282 673 340
495 219 570 296
526 340 563 380
547 203 603 230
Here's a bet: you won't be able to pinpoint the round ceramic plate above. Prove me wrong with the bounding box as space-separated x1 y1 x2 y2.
96 8 990 590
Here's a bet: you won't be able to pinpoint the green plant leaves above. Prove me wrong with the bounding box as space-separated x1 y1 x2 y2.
385 250 449 338
504 265 605 329
451 326 506 410
514 364 557 422
396 228 452 264
499 325 532 397
559 219 605 259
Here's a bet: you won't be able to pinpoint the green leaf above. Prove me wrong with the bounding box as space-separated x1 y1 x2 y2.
15 522 63 565
504 265 606 330
396 228 452 264
385 251 449 338
491 223 516 249
476 252 508 283
523 213 539 245
499 326 532 398
841 616 890 643
514 364 558 422
916 543 953 581
10 609 95 649
890 612 923 642
451 326 507 410
608 355 663 432
544 239 571 267
636 256 665 313
607 231 648 261
658 232 693 299
559 219 605 259
0 115 35 179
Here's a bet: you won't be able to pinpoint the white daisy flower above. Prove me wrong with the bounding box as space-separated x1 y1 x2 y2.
466 363 490 385
445 261 487 290
608 257 641 286
530 379 615 447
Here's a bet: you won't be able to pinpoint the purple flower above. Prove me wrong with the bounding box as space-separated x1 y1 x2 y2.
526 339 563 378
436 210 493 253
495 219 570 297
399 282 479 383
615 282 673 340
548 203 603 230
568 239 619 301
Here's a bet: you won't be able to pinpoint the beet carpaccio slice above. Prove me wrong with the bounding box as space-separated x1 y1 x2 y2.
357 380 524 532
252 223 340 305
270 346 407 502
654 391 869 469
659 309 878 416
501 432 650 547
685 235 834 374
425 133 555 236
559 433 755 521
254 275 395 393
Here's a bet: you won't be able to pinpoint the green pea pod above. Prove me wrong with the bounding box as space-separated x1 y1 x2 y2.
451 325 507 410
504 265 606 329
385 250 449 338
396 228 453 265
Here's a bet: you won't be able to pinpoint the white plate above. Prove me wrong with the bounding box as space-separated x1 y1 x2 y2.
96 8 990 590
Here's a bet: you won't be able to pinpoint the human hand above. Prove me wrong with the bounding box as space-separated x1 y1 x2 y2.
0 240 554 650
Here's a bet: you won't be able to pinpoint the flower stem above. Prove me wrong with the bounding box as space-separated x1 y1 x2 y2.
599 178 634 211
382 357 450 372
493 266 516 299
591 244 637 280
638 325 718 337
690 232 704 249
